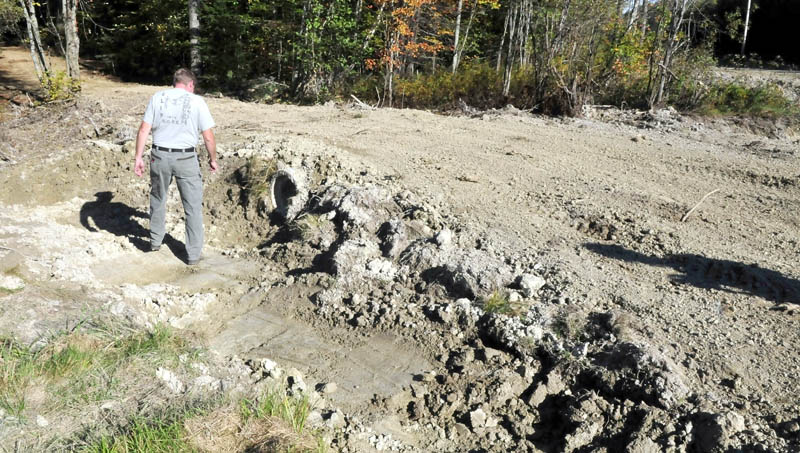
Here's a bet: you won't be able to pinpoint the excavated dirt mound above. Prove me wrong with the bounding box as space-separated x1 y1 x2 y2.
1 46 800 452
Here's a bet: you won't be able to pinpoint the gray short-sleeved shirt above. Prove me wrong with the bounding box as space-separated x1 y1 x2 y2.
142 88 215 149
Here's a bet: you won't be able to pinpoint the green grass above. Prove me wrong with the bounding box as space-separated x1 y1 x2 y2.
483 290 528 317
0 325 189 421
83 388 326 453
85 416 194 453
1 338 41 419
114 324 181 359
241 388 314 435
244 156 278 204
3 324 329 452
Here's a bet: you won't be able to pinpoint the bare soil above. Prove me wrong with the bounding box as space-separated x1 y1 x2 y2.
1 46 800 452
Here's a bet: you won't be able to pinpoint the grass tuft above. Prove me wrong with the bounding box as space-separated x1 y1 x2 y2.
551 307 586 341
238 387 324 453
241 388 313 434
483 290 528 317
0 324 188 423
85 416 193 453
244 157 278 206
288 213 329 241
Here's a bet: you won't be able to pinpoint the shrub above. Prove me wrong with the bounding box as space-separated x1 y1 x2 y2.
351 62 541 111
697 81 798 117
42 70 81 102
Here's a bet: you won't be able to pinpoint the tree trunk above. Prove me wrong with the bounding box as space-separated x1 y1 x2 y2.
496 3 511 71
453 1 477 74
189 0 201 74
650 0 692 107
740 0 751 55
451 0 463 73
62 0 79 79
363 1 385 50
627 0 638 28
640 0 648 39
19 0 49 83
502 1 519 96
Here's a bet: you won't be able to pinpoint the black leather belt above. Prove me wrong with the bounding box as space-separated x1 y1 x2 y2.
153 145 195 153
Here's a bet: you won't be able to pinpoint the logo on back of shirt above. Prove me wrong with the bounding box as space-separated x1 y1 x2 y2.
156 92 192 126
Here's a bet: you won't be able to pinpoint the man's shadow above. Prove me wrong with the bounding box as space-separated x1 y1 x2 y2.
585 243 800 304
79 191 184 257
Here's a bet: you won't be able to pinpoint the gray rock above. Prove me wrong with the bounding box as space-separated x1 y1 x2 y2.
627 435 661 452
122 140 136 154
316 184 393 234
420 371 437 382
526 371 565 407
452 422 471 439
324 409 346 429
192 375 221 391
156 367 185 393
286 368 307 394
470 408 488 429
400 242 513 298
691 411 746 452
410 382 428 398
517 273 546 298
366 258 397 281
331 239 382 282
378 219 407 258
259 358 282 378
314 288 346 307
307 410 324 426
435 229 454 248
319 382 338 394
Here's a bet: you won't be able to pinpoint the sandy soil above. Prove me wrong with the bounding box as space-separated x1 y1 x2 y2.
2 46 800 451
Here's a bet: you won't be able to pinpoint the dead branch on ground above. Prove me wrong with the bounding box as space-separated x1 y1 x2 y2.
681 189 720 222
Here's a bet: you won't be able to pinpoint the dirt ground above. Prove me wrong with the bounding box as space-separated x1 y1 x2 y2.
1 46 800 452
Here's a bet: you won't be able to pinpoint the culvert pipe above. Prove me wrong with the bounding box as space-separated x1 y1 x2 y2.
269 168 308 221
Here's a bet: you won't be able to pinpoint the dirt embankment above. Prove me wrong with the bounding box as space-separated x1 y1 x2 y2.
1 46 800 452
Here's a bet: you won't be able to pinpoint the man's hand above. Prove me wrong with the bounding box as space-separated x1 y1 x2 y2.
134 156 146 177
134 121 152 177
201 128 217 174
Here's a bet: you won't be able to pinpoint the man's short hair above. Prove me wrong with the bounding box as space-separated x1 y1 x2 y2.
173 68 196 86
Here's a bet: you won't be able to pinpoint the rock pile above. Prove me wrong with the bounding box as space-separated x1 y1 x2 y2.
225 139 792 452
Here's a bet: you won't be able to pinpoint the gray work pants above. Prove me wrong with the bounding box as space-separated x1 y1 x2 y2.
149 148 204 261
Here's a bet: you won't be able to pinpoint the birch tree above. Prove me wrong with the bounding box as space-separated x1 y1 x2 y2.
648 0 697 107
19 0 49 83
740 0 751 55
189 0 201 73
63 0 79 79
451 0 462 72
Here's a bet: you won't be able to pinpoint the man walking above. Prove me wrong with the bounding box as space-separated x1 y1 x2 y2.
133 68 218 265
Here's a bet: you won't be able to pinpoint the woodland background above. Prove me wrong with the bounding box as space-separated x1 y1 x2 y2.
2 0 799 115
